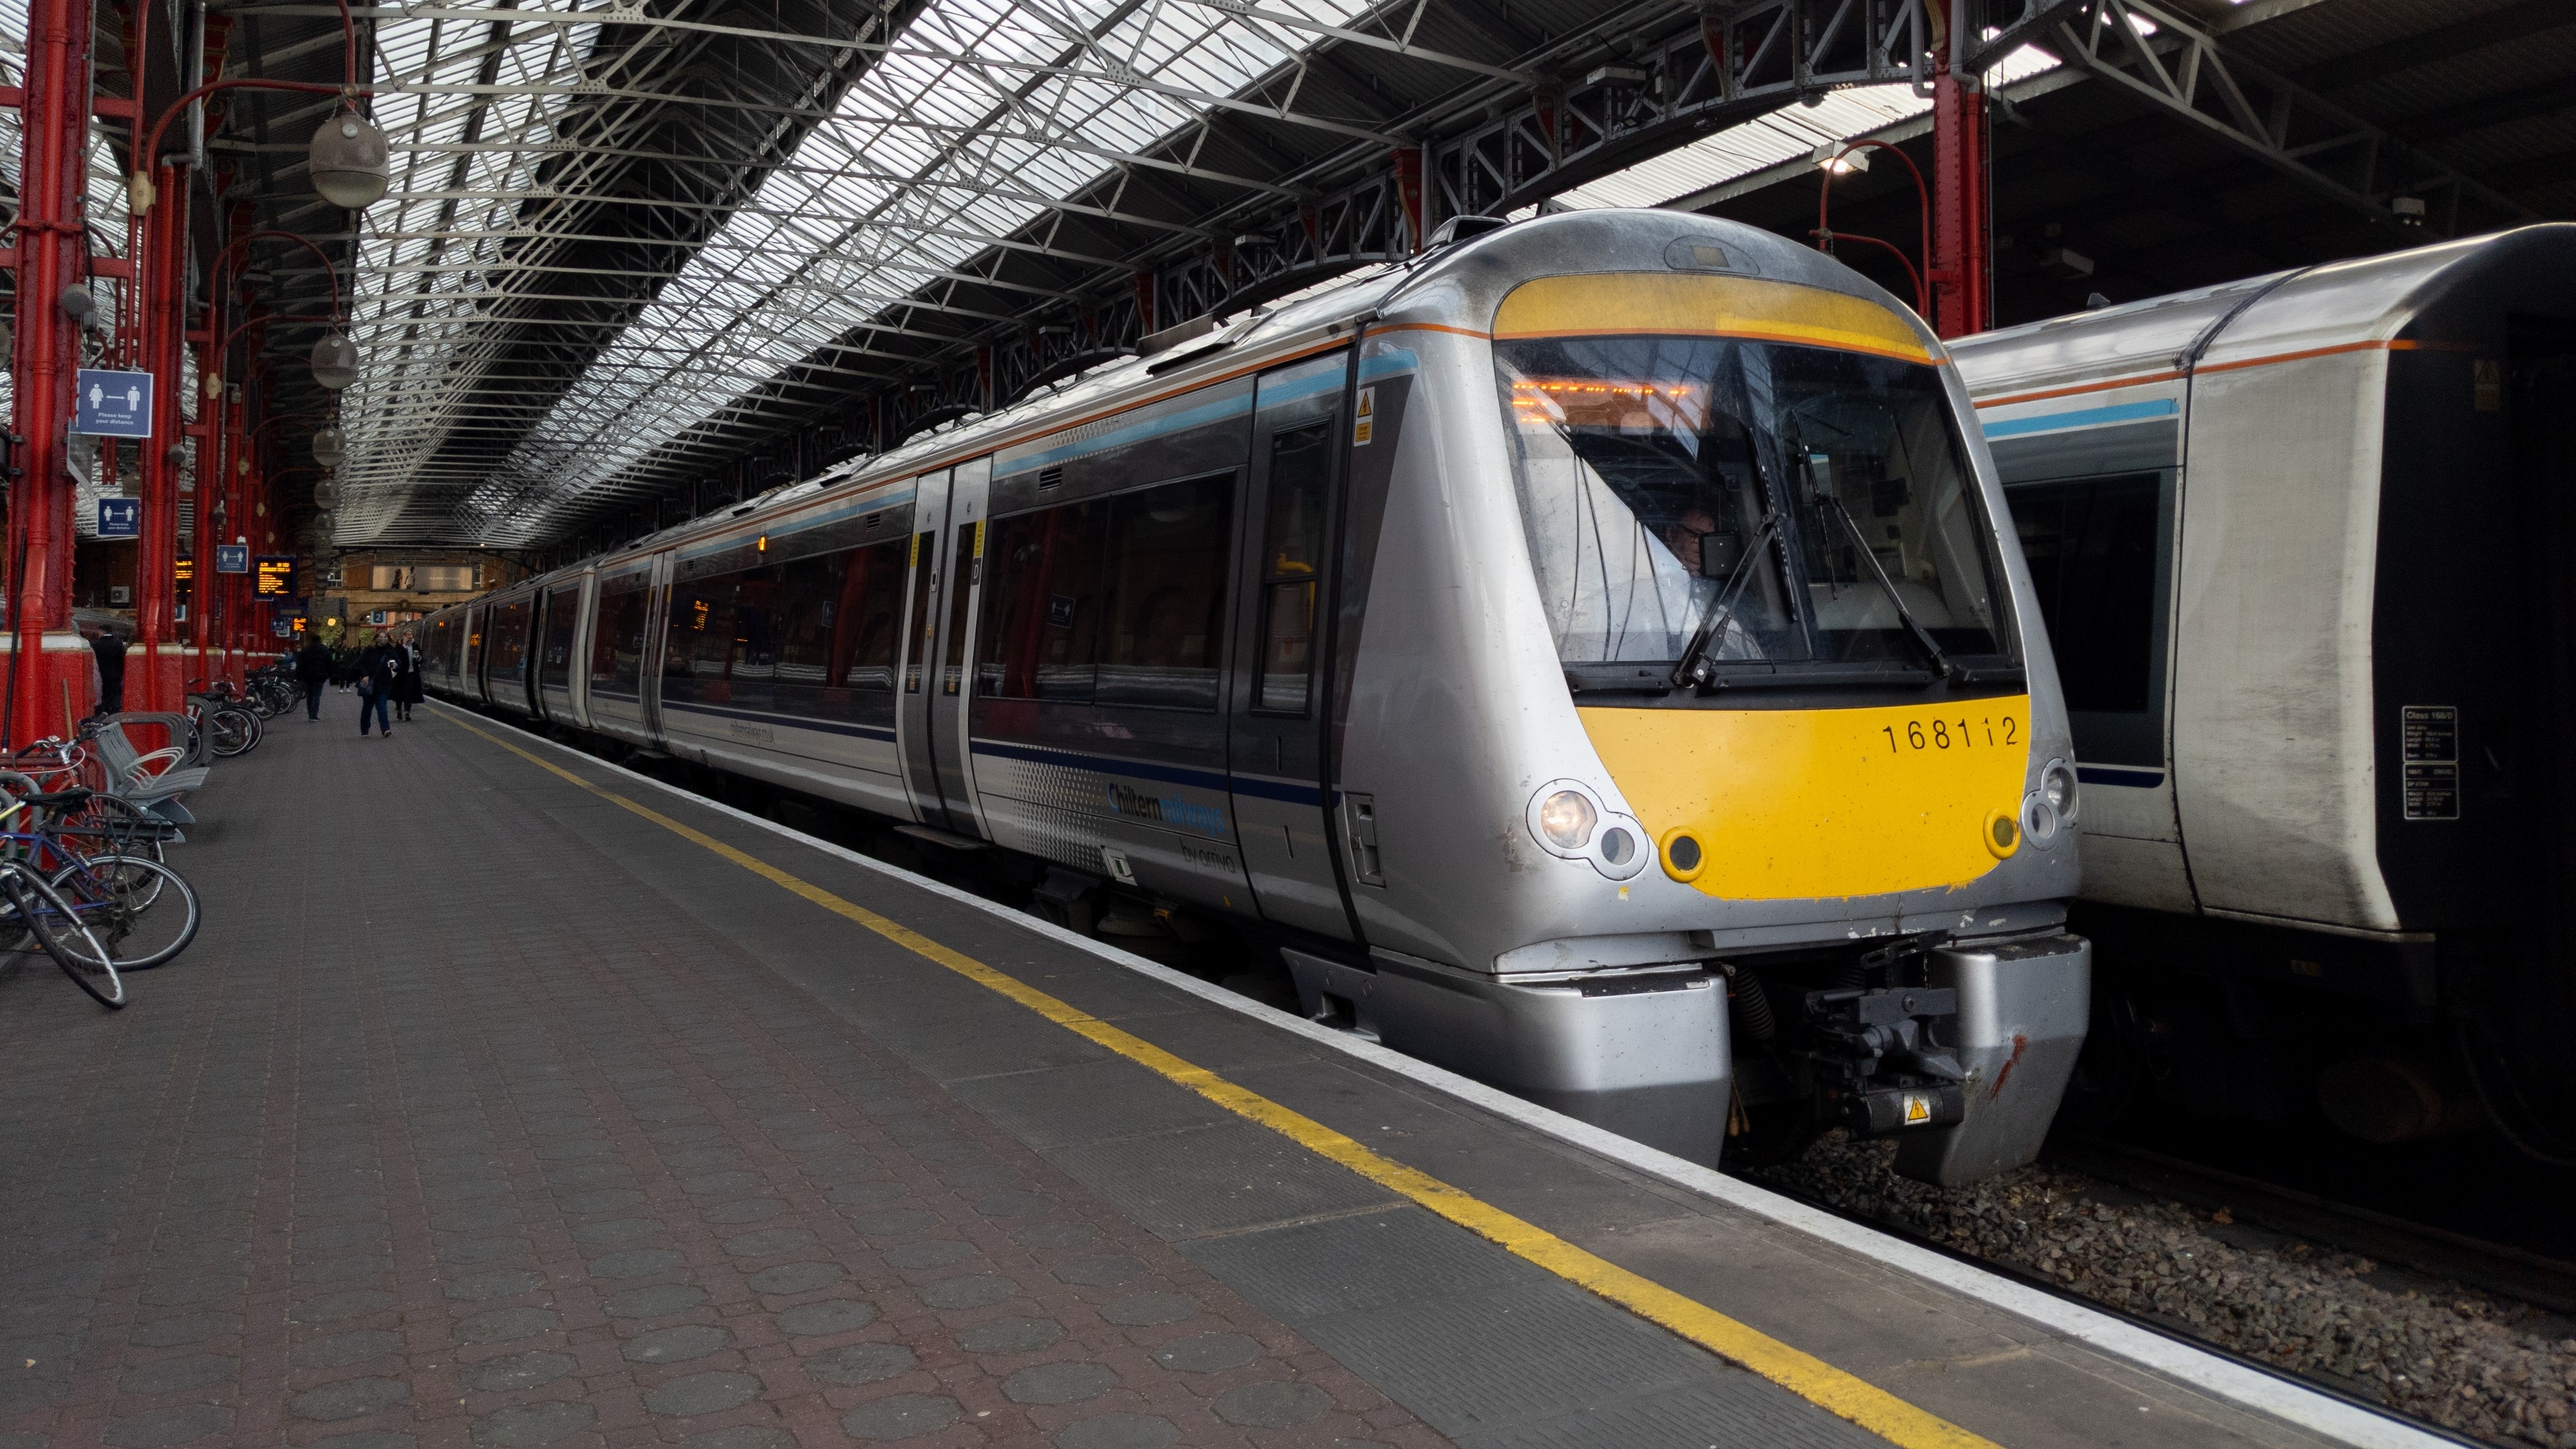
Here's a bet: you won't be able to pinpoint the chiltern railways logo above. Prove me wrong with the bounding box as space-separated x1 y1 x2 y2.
1105 784 1226 838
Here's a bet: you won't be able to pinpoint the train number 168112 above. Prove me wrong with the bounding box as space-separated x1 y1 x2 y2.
1881 715 2019 753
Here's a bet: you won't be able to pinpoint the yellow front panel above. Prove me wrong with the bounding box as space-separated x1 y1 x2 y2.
1579 697 2031 901
1493 273 1934 365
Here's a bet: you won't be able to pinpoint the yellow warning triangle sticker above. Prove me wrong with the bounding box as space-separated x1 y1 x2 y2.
1904 1095 1930 1124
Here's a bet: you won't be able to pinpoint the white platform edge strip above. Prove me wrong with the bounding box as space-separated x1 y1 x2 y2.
442 704 2447 1449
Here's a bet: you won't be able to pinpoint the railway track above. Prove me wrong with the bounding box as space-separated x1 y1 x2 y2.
2045 1135 2576 1319
1747 1131 2576 1449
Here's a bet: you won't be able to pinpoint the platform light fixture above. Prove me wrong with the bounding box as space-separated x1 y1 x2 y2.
309 112 391 211
312 423 348 469
311 331 361 391
1812 140 1869 175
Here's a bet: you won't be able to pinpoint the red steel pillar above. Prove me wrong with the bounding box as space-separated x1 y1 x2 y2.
1929 6 1992 339
189 359 217 693
135 158 189 709
7 0 97 745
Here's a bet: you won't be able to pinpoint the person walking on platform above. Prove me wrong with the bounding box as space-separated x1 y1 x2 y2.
296 637 333 720
89 629 127 718
393 637 425 722
357 643 396 738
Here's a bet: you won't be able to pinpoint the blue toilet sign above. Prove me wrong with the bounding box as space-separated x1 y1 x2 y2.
74 369 154 439
96 498 140 538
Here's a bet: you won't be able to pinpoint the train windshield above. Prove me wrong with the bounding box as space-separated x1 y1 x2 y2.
1497 334 2007 674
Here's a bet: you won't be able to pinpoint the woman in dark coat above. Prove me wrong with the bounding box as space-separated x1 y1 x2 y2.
393 637 426 722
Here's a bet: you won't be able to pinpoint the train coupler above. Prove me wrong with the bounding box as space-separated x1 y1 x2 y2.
1803 984 1968 1140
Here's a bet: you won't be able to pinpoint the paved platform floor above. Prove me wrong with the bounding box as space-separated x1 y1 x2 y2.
0 702 2366 1449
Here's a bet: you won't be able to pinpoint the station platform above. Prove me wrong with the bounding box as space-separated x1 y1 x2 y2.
0 706 2427 1449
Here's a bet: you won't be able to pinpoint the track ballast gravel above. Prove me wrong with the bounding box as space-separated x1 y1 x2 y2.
1755 1133 2576 1448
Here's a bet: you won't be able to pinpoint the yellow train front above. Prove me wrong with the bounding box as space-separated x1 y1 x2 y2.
1296 212 2089 1183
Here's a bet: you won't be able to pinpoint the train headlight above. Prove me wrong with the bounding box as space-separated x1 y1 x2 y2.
1536 790 1597 851
2040 758 2080 826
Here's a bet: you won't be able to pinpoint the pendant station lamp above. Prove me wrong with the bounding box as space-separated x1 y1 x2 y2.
315 475 338 509
311 331 361 390
312 423 348 469
309 112 391 211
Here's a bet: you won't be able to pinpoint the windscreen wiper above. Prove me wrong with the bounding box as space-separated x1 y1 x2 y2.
1820 494 1951 681
1670 510 1782 690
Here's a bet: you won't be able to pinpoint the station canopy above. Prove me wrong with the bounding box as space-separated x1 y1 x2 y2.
1 0 2566 552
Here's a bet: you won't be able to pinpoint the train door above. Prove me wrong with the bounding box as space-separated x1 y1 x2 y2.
643 551 676 740
462 603 487 702
931 458 992 836
567 570 597 730
1999 456 2194 915
897 469 954 827
1228 352 1356 938
519 591 545 720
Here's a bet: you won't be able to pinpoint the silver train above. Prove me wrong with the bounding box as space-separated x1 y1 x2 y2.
421 209 2091 1183
1952 224 2576 1157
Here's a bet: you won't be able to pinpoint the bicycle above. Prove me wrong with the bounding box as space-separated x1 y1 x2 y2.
0 785 198 974
185 681 262 757
7 737 189 865
0 834 122 1007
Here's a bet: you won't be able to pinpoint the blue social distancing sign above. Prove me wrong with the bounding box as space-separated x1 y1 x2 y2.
74 369 153 439
215 544 250 574
96 498 140 538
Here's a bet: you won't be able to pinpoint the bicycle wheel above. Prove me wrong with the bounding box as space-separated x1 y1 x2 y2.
209 708 255 756
3 867 121 1007
49 854 198 970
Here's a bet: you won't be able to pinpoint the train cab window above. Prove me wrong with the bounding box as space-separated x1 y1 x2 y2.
1498 334 2008 674
2004 471 2167 765
1097 473 1234 711
592 576 650 697
978 498 1109 702
1255 423 1331 715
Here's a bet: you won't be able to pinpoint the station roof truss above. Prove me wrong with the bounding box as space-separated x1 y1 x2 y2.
1 0 2567 552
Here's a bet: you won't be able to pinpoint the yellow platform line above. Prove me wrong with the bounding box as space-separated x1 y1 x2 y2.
436 706 1999 1449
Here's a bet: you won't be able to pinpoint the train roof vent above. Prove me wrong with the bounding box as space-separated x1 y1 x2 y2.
1138 311 1221 359
1425 214 1509 250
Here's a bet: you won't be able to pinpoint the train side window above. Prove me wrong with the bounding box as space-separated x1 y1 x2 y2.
2005 470 2168 765
488 600 530 676
593 580 649 694
902 532 935 695
730 568 784 704
941 523 978 697
666 575 737 700
978 498 1108 702
539 589 578 687
1255 423 1331 715
1097 473 1235 711
830 541 908 709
